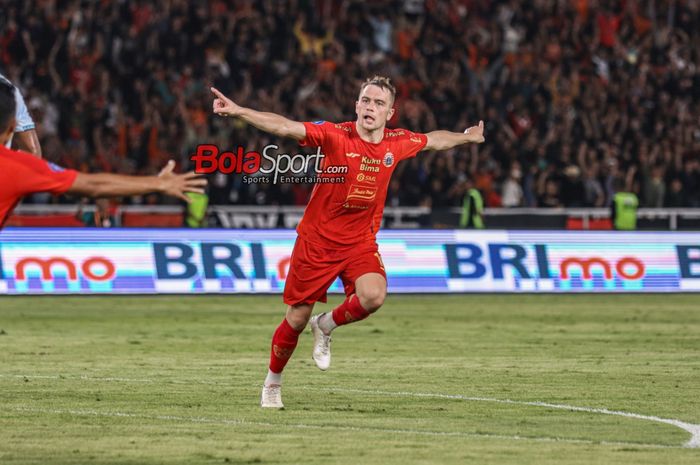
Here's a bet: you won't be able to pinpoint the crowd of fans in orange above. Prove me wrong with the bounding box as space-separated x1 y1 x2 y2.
1 0 698 208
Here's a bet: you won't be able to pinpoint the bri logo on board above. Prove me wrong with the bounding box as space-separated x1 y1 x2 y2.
444 244 700 280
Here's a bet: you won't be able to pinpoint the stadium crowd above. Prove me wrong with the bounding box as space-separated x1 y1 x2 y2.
1 0 699 208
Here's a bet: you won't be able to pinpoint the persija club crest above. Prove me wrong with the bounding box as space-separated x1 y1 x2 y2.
383 152 394 167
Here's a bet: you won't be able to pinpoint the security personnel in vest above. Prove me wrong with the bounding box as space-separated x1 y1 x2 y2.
185 191 209 227
611 178 638 230
459 178 484 229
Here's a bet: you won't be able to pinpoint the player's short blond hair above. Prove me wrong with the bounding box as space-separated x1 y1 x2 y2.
359 75 396 104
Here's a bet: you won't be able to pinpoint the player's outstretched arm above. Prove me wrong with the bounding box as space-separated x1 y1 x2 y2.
424 121 485 151
210 87 306 141
68 161 207 202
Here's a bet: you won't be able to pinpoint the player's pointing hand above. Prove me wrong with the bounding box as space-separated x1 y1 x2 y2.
211 87 241 117
464 120 485 144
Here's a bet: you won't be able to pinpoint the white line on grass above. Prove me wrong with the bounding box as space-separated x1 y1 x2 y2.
0 374 155 383
4 373 699 448
6 405 676 449
300 387 700 449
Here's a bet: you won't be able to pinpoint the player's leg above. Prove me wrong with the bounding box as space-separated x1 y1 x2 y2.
261 236 342 407
353 272 388 311
316 272 386 334
310 246 387 370
262 303 313 408
266 303 314 382
323 246 387 331
261 303 313 408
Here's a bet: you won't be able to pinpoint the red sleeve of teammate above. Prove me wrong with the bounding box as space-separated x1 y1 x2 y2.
396 130 428 160
12 150 78 196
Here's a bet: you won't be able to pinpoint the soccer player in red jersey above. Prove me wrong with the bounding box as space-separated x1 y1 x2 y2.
211 76 484 408
0 79 206 228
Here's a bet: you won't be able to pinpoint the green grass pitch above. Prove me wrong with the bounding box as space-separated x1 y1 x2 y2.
1 294 699 465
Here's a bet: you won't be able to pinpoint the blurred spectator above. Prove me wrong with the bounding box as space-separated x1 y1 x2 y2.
664 178 685 207
76 198 115 227
560 165 586 207
0 0 698 209
501 162 523 207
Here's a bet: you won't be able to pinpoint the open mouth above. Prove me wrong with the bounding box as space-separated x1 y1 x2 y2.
363 115 375 124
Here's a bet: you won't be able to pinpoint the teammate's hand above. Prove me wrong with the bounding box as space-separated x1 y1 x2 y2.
464 120 485 144
158 160 207 202
211 87 242 117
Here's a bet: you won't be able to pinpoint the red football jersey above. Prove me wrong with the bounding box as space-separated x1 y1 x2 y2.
0 146 77 228
298 121 427 247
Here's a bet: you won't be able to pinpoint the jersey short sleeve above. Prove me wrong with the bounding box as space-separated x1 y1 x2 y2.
14 151 77 195
0 73 35 149
396 130 428 160
0 147 77 228
299 121 334 147
14 86 35 132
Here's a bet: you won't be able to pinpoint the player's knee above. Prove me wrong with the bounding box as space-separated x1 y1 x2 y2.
286 305 312 330
286 312 310 331
358 287 386 313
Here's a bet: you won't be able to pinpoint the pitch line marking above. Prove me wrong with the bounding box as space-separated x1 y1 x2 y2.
6 406 676 449
3 373 698 448
301 387 700 449
0 374 155 383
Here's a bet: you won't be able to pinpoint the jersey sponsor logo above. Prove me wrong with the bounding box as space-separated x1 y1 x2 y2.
346 152 361 158
346 184 377 202
383 152 395 167
342 203 370 210
385 130 405 137
356 173 376 183
360 156 381 173
46 162 66 173
312 120 325 125
335 124 351 132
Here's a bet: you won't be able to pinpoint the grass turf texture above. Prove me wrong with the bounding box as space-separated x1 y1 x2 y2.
0 294 698 465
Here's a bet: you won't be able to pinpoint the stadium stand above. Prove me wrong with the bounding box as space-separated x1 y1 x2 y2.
1 0 698 210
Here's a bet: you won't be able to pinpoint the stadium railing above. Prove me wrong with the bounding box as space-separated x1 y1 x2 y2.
8 205 700 230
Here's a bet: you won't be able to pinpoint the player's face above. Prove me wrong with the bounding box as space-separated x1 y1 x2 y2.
355 85 395 132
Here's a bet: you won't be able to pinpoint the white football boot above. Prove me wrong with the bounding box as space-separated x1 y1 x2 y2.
260 384 284 409
310 314 332 371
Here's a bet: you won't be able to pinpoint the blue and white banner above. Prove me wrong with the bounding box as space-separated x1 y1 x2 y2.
0 229 699 294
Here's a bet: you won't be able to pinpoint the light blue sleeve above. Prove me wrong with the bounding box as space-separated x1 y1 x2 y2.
14 85 35 132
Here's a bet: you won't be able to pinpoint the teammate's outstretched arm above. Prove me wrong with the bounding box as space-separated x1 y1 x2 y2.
210 87 306 141
68 160 207 202
424 120 485 151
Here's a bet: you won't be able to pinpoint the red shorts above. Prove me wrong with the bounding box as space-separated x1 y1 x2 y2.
283 235 387 307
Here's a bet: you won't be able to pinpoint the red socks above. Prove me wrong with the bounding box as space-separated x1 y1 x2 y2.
269 318 303 374
269 295 370 374
331 294 371 326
